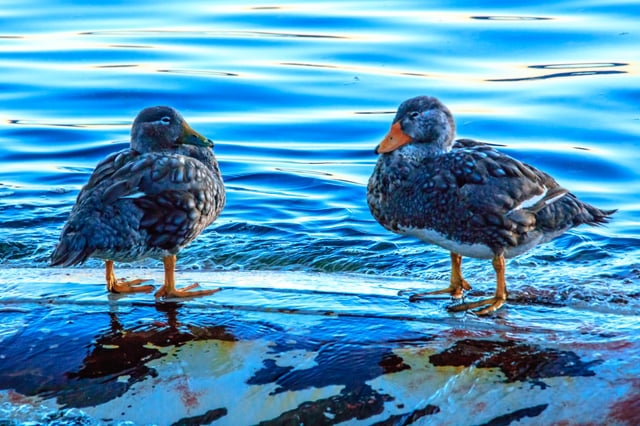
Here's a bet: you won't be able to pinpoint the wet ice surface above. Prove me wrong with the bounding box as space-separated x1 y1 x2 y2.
1 0 640 424
1 269 639 424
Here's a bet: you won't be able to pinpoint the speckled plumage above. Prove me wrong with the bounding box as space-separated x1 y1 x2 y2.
368 137 609 258
368 96 615 314
51 106 225 298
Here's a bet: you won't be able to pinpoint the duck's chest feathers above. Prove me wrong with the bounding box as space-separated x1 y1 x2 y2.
367 149 460 232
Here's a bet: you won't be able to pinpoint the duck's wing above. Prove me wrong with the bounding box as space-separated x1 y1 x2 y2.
101 153 222 251
51 151 222 266
442 140 569 247
51 149 140 266
451 139 563 209
73 149 140 208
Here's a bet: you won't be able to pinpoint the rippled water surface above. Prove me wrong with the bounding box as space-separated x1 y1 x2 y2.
0 0 639 423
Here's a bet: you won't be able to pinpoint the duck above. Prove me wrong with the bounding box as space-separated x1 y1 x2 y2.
367 96 616 314
51 106 225 299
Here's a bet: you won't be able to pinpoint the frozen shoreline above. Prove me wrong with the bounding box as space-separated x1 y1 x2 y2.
0 269 637 425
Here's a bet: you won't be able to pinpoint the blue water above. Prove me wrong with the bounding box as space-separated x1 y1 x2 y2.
1 1 640 424
1 2 639 304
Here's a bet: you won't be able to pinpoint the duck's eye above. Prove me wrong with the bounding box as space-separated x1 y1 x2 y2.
160 116 171 125
409 111 420 119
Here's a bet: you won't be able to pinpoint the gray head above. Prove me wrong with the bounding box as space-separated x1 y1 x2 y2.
130 106 213 153
375 96 456 155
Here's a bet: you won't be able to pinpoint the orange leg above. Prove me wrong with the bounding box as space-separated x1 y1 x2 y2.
154 255 220 299
409 252 472 302
448 255 507 315
105 260 154 294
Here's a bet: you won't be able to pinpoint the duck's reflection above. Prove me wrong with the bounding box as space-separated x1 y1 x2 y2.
61 302 235 408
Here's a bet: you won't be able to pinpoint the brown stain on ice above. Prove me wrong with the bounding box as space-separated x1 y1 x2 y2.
429 339 602 383
175 377 203 410
5 389 37 405
608 379 640 424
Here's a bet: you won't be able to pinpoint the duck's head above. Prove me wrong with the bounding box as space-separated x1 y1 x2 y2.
375 96 455 155
131 106 213 153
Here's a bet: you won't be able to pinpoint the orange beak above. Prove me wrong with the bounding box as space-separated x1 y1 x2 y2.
375 122 412 154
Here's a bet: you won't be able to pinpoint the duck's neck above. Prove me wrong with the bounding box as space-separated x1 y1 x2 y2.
393 142 451 162
176 145 219 171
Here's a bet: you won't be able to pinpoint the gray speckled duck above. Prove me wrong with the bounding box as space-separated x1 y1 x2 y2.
367 96 615 314
51 106 225 299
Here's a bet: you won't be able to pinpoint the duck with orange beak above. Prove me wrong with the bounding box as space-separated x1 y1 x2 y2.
367 96 615 314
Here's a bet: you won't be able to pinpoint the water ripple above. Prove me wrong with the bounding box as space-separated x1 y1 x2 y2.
0 0 638 320
471 15 553 21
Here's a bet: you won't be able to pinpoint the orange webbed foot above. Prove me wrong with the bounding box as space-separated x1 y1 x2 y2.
409 252 472 302
110 278 155 294
408 275 472 302
154 283 221 299
447 296 505 315
156 255 220 299
448 255 508 315
408 277 472 301
105 261 154 294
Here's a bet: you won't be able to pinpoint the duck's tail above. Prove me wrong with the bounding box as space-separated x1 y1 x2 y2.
535 192 616 232
50 232 93 267
578 203 617 227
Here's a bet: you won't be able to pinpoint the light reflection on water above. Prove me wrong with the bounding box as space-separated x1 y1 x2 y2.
0 0 638 323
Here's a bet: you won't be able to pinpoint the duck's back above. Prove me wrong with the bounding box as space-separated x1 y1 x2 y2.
51 148 225 266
